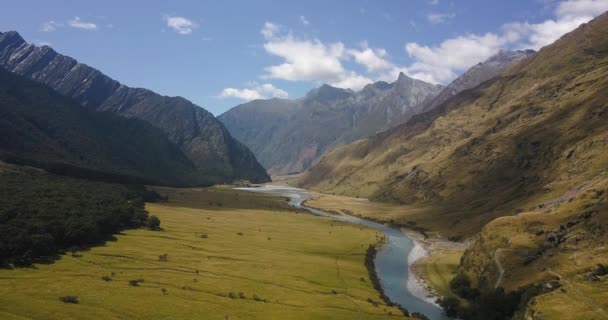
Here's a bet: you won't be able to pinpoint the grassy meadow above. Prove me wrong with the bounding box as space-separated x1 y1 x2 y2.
0 187 405 319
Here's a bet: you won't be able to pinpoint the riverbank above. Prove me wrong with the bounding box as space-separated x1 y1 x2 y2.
404 230 469 302
303 190 470 306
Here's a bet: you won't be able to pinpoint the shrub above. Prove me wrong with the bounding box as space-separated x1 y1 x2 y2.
253 294 264 302
201 234 208 239
440 296 461 317
101 275 112 282
129 279 144 287
238 292 246 299
59 296 79 304
228 292 237 299
450 273 479 299
161 288 168 295
158 254 169 262
146 215 161 230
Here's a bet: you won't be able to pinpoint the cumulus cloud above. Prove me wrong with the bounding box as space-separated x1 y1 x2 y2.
67 17 97 30
220 83 288 101
405 0 608 84
261 22 384 90
405 33 506 83
427 12 455 24
502 0 608 50
347 42 392 73
165 15 197 35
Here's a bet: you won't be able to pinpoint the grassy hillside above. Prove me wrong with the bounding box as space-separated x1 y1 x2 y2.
299 13 608 238
0 186 407 319
0 67 220 186
299 12 608 319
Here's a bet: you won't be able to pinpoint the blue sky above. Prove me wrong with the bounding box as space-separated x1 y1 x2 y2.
1 0 607 114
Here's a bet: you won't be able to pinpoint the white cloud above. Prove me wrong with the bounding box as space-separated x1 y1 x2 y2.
220 83 288 102
67 17 97 30
427 12 455 24
260 22 410 90
41 21 61 32
347 42 392 73
164 16 197 35
503 0 608 50
429 0 439 4
403 0 608 84
405 33 506 83
300 15 310 25
263 32 347 83
261 22 280 39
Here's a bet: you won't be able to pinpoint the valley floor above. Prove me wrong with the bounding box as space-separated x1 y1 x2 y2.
303 192 467 302
0 187 403 319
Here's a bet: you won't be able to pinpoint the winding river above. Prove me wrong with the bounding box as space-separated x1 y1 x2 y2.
238 185 449 320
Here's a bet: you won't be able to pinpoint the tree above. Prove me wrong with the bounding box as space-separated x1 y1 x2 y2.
147 215 161 230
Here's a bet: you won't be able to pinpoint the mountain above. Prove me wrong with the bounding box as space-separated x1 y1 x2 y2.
219 73 442 175
299 12 608 317
0 67 201 185
415 49 536 114
0 31 270 184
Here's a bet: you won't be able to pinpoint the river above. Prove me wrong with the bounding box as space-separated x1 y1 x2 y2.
237 185 449 320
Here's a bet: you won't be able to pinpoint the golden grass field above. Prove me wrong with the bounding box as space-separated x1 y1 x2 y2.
0 187 405 319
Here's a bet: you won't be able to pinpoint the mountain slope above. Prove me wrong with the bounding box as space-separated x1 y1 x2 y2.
219 74 442 175
300 12 608 317
0 31 269 184
416 49 535 114
299 13 608 236
0 67 204 185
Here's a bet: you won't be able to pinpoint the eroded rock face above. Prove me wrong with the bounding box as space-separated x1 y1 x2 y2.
0 31 269 184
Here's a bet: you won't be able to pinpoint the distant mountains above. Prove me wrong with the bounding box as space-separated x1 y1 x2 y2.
0 31 270 184
219 73 443 175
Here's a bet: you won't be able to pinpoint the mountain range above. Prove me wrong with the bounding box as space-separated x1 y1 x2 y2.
219 73 443 175
0 31 270 184
219 49 534 177
299 12 608 317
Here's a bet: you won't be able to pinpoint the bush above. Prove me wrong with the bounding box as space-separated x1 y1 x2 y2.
238 292 246 299
450 273 479 299
146 215 161 230
439 297 460 317
59 296 79 304
129 279 144 287
101 275 112 282
158 254 169 262
228 292 237 299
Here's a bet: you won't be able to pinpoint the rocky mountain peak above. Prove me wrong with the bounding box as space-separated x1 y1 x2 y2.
305 84 354 102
